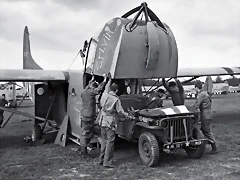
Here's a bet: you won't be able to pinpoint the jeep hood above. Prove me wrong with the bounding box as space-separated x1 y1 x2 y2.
137 105 195 118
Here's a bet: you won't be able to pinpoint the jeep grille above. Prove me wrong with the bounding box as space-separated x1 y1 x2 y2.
165 117 193 141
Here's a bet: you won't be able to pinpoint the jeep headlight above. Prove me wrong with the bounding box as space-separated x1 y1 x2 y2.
160 120 168 128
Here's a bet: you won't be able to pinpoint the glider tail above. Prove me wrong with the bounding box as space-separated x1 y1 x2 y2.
23 26 43 100
23 26 42 70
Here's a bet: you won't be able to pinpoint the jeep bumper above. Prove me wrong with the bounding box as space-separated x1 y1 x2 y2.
163 139 208 149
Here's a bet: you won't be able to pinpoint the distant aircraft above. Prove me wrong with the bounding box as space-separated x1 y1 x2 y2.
0 2 239 147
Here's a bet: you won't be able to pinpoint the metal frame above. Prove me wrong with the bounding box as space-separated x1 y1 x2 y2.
0 91 59 136
121 2 167 32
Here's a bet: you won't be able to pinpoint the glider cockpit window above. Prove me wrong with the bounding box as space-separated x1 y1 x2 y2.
84 38 98 74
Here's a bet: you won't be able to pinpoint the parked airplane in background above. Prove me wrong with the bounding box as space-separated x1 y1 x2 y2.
0 2 239 148
0 82 27 99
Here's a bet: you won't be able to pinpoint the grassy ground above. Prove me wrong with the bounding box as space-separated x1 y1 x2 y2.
0 94 240 180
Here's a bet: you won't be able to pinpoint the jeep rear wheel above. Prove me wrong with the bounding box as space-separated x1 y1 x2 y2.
185 127 206 159
138 132 159 167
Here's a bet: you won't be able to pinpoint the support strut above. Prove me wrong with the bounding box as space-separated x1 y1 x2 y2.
41 92 56 132
144 78 173 96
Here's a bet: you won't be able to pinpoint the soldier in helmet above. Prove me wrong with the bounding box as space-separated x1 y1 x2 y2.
194 81 218 155
147 88 165 107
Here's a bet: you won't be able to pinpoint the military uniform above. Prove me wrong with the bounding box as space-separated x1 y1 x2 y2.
148 91 163 108
98 85 128 167
0 98 8 126
162 78 184 106
80 79 107 153
194 89 217 154
176 79 185 105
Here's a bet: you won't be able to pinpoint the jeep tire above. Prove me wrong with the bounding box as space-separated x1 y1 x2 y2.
185 127 206 159
138 132 159 167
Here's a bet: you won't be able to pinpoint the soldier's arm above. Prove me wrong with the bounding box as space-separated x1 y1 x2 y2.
175 78 184 93
97 79 112 106
104 79 111 93
193 93 204 110
115 99 128 117
91 78 108 95
85 73 95 89
162 78 170 92
85 81 93 89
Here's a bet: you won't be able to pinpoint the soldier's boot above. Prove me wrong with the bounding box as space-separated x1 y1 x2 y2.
78 146 92 158
207 143 218 155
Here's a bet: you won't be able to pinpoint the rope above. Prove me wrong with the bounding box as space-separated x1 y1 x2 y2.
67 49 81 70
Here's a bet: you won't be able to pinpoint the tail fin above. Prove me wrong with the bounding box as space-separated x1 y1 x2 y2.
23 26 42 70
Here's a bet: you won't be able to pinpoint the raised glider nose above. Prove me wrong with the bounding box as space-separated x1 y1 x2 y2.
90 2 178 79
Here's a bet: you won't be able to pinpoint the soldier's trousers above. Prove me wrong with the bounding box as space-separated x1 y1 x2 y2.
200 118 216 144
99 127 115 166
81 116 95 147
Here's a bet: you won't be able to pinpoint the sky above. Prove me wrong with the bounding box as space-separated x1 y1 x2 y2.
0 0 239 73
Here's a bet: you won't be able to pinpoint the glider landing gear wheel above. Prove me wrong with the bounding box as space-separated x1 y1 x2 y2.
32 124 42 142
138 132 159 167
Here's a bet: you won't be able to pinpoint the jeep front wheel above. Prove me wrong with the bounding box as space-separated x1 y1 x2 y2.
138 132 159 167
185 127 206 159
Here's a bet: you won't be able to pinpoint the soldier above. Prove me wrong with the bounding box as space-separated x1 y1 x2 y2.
147 88 165 107
0 94 8 126
78 73 108 157
162 78 184 106
98 82 132 168
194 81 218 155
148 88 165 99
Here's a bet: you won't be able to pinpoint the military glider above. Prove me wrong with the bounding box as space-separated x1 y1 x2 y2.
0 2 239 148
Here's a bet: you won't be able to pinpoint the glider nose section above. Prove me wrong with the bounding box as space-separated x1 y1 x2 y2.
92 17 178 78
93 18 124 76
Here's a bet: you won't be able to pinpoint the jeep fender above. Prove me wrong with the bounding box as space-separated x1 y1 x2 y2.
135 122 164 130
132 122 165 141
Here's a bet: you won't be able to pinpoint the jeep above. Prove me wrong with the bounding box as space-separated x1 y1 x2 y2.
110 94 207 167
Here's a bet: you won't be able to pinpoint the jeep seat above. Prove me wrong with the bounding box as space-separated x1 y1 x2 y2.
119 94 163 111
119 94 151 111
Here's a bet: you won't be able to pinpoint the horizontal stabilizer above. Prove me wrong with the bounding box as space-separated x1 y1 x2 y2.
177 67 240 77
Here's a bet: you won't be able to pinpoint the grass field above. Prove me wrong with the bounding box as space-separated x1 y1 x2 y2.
0 93 240 180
